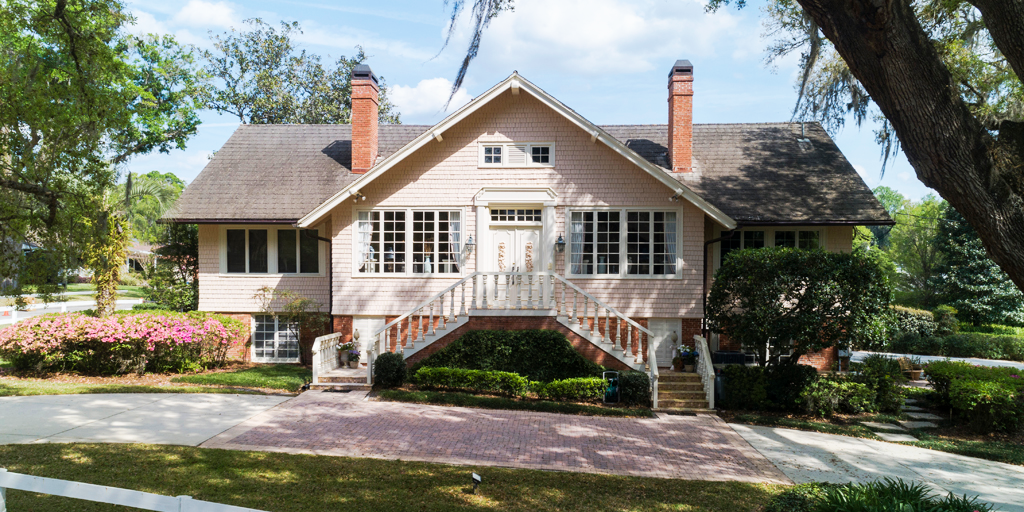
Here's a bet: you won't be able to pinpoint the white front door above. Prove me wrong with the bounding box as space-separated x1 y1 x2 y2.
490 227 541 305
648 318 682 368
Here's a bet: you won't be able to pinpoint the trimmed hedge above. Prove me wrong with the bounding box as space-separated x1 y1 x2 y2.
414 329 603 382
926 360 1024 433
889 332 1024 361
799 376 875 417
413 367 529 397
373 351 407 388
0 311 246 374
533 377 606 402
891 306 936 337
618 370 651 406
720 364 818 412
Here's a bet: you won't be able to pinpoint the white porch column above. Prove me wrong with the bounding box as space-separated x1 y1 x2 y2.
476 205 488 308
542 205 556 305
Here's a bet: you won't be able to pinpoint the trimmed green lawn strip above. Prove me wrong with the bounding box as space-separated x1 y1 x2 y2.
378 389 654 418
0 379 253 396
0 444 782 511
172 364 311 392
731 413 878 439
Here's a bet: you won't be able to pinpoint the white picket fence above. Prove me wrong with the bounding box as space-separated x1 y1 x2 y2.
0 468 267 512
0 298 144 325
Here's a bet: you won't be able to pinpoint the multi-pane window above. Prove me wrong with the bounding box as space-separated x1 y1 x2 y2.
225 228 319 274
570 211 620 275
775 230 796 248
357 210 461 275
479 143 553 166
253 315 299 362
719 229 821 267
277 229 320 274
226 229 268 274
570 210 677 276
798 230 820 249
626 212 677 275
774 230 820 249
531 146 550 163
490 208 542 223
720 230 766 266
483 146 502 164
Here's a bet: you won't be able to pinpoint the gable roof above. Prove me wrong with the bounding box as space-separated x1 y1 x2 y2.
602 123 892 224
295 72 736 229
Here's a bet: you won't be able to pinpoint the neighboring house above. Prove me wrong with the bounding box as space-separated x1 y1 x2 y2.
165 61 892 399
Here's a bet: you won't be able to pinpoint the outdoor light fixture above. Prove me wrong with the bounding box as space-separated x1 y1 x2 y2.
555 234 566 253
464 236 475 255
670 331 678 343
471 472 482 494
353 329 360 341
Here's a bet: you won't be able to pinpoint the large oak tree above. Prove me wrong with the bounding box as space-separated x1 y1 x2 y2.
446 0 1024 293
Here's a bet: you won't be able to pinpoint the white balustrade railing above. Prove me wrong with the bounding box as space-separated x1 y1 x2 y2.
311 332 344 385
693 334 715 409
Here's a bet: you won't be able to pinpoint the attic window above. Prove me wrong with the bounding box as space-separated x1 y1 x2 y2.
479 143 554 167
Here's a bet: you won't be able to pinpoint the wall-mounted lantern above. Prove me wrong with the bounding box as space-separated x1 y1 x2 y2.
464 236 475 255
555 234 566 253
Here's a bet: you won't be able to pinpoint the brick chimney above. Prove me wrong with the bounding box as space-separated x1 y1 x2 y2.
667 60 694 173
351 64 380 174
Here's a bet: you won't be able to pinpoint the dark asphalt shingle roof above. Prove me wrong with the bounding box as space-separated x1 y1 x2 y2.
165 122 891 225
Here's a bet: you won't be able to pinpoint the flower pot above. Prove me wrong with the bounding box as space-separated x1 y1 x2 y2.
684 364 695 373
348 361 358 369
909 369 923 380
339 351 349 365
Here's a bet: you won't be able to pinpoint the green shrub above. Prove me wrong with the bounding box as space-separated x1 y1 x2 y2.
132 302 171 311
373 352 407 388
892 306 936 337
764 364 818 412
720 365 767 410
533 377 606 402
618 370 651 406
814 478 994 512
850 353 905 413
933 305 959 336
799 375 875 417
762 482 843 512
416 330 603 382
924 360 977 398
413 367 529 397
926 360 1024 433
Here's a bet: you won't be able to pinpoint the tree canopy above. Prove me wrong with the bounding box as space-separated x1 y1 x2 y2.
0 0 203 295
447 0 1024 297
200 18 401 125
707 247 893 366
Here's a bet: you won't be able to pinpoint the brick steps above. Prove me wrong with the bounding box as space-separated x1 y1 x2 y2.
657 371 709 411
309 383 371 391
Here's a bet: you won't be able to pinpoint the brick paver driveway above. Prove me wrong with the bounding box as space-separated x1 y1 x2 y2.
202 390 789 483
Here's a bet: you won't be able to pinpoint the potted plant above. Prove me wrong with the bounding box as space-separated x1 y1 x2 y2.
678 348 698 372
347 348 361 368
338 342 355 366
909 356 924 380
671 356 684 372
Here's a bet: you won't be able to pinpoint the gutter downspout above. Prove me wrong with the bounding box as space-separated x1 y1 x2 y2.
702 229 738 339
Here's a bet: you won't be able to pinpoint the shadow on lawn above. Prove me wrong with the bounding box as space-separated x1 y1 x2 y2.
0 444 781 512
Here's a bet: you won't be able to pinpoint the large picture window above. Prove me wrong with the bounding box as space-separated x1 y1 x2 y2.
253 315 299 362
224 227 322 274
570 209 676 277
357 209 461 275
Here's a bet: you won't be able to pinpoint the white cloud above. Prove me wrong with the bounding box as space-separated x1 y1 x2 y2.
390 78 473 123
898 171 912 181
295 24 437 61
172 0 237 29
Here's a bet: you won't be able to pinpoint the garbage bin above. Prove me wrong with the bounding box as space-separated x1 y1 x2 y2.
603 371 619 404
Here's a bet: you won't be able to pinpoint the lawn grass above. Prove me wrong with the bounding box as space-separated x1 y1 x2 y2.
909 433 1024 466
171 364 311 392
377 389 654 418
0 379 253 396
0 443 783 511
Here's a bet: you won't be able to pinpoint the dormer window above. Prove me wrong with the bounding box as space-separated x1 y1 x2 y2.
479 142 554 167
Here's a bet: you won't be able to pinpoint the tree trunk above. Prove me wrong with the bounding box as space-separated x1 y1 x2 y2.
794 0 1024 293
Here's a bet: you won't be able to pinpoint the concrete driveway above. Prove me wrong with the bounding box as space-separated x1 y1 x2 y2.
732 423 1024 512
0 393 290 446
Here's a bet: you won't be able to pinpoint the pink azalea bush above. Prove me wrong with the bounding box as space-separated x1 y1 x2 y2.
0 311 247 374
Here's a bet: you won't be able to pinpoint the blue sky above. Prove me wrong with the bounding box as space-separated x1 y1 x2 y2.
125 0 935 201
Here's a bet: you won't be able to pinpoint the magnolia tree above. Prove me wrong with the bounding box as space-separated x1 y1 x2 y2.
707 247 893 366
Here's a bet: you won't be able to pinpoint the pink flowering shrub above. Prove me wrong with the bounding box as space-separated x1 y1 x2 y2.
0 311 247 374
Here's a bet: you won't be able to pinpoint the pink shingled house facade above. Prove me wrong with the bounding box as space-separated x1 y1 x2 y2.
167 61 892 400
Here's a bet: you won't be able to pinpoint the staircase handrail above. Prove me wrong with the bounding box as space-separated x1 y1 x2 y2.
550 274 654 338
311 332 344 386
372 272 481 344
693 334 715 409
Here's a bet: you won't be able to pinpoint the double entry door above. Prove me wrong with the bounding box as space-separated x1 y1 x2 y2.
490 227 541 306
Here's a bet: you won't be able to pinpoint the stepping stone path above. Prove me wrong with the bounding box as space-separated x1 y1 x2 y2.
903 405 924 411
861 421 906 431
875 432 919 442
904 398 920 404
905 412 943 420
898 420 939 429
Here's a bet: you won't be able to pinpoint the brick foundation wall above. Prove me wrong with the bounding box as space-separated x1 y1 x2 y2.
680 318 701 348
219 313 251 362
399 316 637 371
797 346 838 372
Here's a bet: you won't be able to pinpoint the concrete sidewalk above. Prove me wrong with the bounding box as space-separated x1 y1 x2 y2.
732 423 1024 512
0 393 290 446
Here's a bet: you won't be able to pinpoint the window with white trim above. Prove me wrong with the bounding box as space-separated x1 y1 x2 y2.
479 142 554 167
569 209 677 277
253 315 299 362
357 209 461 275
224 228 321 274
719 229 820 266
490 208 542 223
